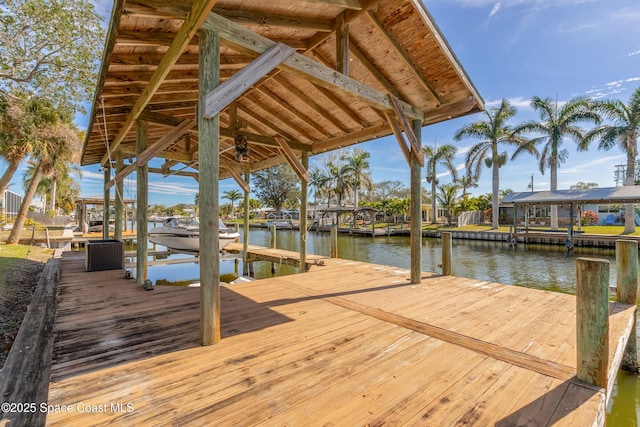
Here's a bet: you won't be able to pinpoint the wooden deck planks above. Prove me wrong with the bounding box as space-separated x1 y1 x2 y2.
45 252 634 426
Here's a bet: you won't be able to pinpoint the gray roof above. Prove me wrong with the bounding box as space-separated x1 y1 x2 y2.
501 186 640 206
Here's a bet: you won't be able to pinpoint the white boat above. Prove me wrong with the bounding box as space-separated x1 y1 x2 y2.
148 217 239 252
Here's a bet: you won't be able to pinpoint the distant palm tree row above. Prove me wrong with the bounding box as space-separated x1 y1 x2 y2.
452 89 640 232
306 88 639 233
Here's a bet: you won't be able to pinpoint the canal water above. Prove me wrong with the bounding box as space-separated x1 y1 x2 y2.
145 228 639 425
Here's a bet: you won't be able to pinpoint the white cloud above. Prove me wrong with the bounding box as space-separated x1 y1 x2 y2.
489 2 501 17
628 50 640 57
148 181 198 196
485 96 532 110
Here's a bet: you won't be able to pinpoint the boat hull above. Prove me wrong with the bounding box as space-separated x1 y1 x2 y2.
148 230 238 252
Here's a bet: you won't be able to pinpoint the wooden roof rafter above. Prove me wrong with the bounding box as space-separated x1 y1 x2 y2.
100 0 220 166
83 0 485 172
365 9 444 106
203 12 424 121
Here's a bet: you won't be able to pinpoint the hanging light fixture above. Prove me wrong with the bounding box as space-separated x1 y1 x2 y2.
234 134 251 162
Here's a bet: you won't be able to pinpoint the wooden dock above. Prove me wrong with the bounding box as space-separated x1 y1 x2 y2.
224 242 327 268
45 251 636 426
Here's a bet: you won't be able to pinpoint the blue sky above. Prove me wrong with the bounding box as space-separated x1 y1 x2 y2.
5 0 640 206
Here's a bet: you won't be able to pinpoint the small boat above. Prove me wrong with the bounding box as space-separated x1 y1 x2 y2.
148 217 239 252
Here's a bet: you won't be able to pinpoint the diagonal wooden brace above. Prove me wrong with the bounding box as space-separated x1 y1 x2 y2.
222 159 250 193
384 111 411 167
274 135 310 183
202 43 296 119
387 94 424 167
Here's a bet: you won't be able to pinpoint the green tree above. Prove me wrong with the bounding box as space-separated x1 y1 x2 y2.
455 99 529 229
308 167 328 205
327 160 351 207
7 110 81 243
456 174 478 197
437 183 460 225
252 165 300 211
570 181 599 190
0 0 104 111
341 148 372 207
0 95 58 198
23 159 81 215
581 88 640 233
515 96 600 229
423 144 457 224
223 189 243 218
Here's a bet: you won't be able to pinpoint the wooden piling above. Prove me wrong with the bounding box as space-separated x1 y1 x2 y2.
270 224 277 273
242 169 250 276
616 240 639 372
330 226 338 258
135 120 148 287
442 232 452 276
270 225 277 248
576 257 609 389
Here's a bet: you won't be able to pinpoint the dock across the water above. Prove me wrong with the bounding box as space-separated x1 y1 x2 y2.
30 248 635 426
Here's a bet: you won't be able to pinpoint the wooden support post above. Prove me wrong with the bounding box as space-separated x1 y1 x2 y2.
198 29 221 346
270 224 277 249
576 257 610 388
242 169 250 276
442 232 452 276
616 240 639 372
102 164 110 239
114 151 124 241
136 120 149 287
331 226 338 258
410 119 422 284
299 151 308 273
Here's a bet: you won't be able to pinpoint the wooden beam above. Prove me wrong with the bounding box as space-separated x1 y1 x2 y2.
101 0 219 165
219 127 311 152
222 159 250 193
410 119 422 284
203 12 423 121
366 9 444 105
203 43 295 119
349 39 402 99
139 110 185 127
336 13 349 75
136 120 149 286
198 28 221 346
104 119 196 190
125 1 334 31
114 151 124 240
388 94 424 167
149 167 196 178
274 136 310 183
303 0 363 10
423 97 478 126
102 165 111 239
384 112 411 167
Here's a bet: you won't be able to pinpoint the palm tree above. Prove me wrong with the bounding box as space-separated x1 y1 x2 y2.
223 189 243 218
437 183 460 225
308 167 328 206
328 161 351 207
581 88 640 233
454 99 529 229
342 149 372 207
423 144 457 224
0 95 58 198
456 174 478 197
6 116 81 244
515 96 600 229
23 159 81 215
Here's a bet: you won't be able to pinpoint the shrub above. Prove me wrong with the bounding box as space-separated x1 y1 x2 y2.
581 210 599 226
